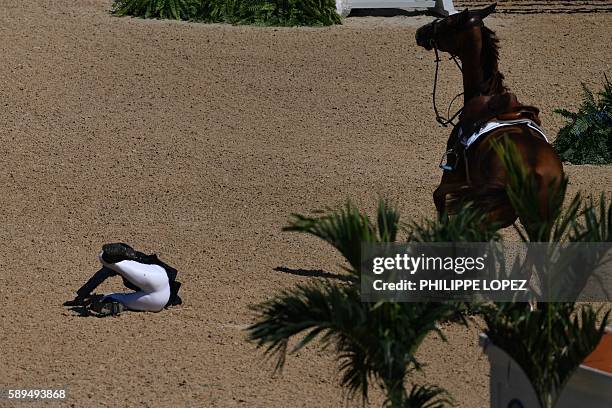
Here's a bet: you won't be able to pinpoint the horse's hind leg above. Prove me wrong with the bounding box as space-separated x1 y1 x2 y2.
534 158 564 223
491 133 564 228
514 143 564 227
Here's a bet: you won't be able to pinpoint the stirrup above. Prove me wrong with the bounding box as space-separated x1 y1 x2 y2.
439 149 457 171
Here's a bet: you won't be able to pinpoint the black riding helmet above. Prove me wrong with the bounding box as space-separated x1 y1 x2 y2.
101 242 137 264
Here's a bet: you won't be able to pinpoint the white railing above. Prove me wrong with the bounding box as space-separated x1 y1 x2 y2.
336 0 456 17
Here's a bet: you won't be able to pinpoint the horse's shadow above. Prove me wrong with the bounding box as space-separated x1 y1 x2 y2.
273 266 355 283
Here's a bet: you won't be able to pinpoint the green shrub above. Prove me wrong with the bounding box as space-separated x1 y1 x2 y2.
112 0 202 20
111 0 342 26
553 76 612 165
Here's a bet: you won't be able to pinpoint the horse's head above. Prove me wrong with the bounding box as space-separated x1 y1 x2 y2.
416 3 496 54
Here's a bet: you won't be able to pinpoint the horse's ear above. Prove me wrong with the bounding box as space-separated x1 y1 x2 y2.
457 8 470 25
477 3 497 19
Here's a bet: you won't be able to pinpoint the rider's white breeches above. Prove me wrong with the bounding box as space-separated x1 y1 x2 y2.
99 253 170 312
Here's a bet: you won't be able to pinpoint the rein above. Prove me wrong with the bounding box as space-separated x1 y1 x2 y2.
432 42 464 127
429 29 465 172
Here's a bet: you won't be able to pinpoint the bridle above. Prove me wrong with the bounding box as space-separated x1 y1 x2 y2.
432 45 463 127
424 14 488 174
427 18 466 172
429 19 465 127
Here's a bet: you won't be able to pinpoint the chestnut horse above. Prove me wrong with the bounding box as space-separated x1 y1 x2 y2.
415 4 563 229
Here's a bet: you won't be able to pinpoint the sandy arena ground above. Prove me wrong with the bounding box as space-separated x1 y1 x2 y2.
0 1 610 407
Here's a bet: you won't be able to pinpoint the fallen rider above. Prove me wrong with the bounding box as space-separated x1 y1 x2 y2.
69 243 182 316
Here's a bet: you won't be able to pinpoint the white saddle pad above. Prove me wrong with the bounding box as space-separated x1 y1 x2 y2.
459 119 549 149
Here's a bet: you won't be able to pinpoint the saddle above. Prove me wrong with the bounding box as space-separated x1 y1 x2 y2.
440 92 544 176
459 92 541 140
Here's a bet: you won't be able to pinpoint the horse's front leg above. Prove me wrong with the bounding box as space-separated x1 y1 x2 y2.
433 167 465 216
433 183 447 215
434 126 466 215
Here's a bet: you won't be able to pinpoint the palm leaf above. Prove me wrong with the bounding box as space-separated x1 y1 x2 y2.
403 384 454 408
482 303 609 408
247 282 459 406
283 200 401 275
406 203 501 243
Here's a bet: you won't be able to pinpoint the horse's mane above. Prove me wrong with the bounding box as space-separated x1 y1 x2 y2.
480 26 507 95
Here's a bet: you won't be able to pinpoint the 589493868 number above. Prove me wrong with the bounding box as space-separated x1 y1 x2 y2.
3 388 67 400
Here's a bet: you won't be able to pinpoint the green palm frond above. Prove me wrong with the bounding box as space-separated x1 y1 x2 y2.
553 76 612 165
571 193 612 242
402 384 454 408
482 302 609 408
378 198 401 242
491 140 610 298
248 282 458 405
283 200 400 274
544 194 612 300
406 204 501 243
